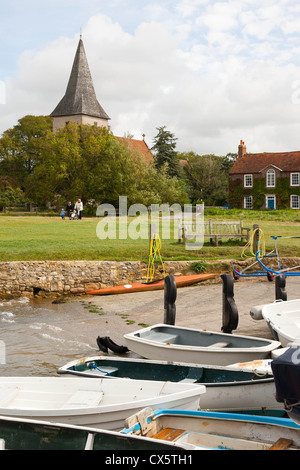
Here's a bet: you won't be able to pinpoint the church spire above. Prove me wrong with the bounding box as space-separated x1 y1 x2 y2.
50 38 110 131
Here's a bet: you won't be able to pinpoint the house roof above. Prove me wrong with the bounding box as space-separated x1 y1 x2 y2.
230 151 300 174
50 39 110 120
116 137 153 163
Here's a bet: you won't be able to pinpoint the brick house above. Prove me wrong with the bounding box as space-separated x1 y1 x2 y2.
229 140 300 210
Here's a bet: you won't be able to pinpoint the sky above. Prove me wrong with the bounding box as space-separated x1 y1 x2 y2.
2 0 300 155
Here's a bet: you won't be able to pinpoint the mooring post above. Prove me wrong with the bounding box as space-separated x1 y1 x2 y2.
275 275 287 301
149 223 156 246
252 224 260 254
164 275 177 325
221 274 239 333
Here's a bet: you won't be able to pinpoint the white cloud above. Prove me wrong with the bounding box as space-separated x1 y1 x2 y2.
175 0 209 18
2 3 300 156
198 3 239 32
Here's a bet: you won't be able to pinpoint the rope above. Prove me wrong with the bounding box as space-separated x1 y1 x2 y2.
146 234 165 283
87 362 111 376
284 399 300 411
241 227 266 258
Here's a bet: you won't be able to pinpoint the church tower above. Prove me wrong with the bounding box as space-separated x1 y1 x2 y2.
50 37 110 132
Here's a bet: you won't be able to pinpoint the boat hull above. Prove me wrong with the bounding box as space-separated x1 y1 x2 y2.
262 299 300 346
124 324 281 366
0 415 190 450
86 274 215 295
0 377 205 431
123 408 300 450
58 356 281 415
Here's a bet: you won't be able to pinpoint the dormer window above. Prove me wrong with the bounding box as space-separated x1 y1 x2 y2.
266 169 275 187
244 174 253 188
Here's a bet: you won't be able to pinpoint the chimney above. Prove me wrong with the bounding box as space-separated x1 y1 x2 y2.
238 140 246 158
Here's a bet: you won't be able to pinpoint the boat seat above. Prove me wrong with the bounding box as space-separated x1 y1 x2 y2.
147 333 179 344
61 390 104 409
268 438 293 450
207 342 231 348
154 427 186 441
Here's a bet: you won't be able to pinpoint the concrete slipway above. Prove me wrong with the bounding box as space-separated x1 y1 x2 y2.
75 276 300 347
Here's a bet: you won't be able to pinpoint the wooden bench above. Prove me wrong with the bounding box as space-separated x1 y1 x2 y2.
178 219 250 246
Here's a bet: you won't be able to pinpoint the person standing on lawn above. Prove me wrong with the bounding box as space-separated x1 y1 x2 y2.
74 199 83 219
66 201 73 219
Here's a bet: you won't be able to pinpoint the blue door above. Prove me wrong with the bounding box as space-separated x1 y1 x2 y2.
267 196 275 210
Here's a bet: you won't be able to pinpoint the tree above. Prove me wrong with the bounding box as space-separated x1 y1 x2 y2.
0 115 53 186
180 152 228 205
0 187 25 209
151 126 180 177
221 153 238 173
0 117 189 210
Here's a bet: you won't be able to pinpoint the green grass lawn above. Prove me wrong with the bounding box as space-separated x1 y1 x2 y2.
0 211 299 262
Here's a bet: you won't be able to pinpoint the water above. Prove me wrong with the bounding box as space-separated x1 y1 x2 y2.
0 297 105 377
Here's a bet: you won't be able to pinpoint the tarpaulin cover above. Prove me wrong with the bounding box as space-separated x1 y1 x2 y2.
271 346 300 404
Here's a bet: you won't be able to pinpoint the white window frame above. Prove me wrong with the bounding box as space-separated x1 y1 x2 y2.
290 194 300 209
266 169 276 187
244 195 253 209
290 172 300 187
244 174 253 188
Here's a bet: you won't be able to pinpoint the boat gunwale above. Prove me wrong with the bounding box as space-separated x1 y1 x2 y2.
125 323 281 353
58 368 275 387
151 408 300 429
0 414 191 450
57 355 275 386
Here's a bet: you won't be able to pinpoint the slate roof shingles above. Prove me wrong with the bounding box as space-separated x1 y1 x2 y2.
50 39 110 120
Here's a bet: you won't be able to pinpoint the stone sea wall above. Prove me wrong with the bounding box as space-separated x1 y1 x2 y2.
0 257 298 298
0 260 227 298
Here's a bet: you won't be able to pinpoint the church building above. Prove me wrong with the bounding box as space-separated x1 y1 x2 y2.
50 37 110 131
50 37 152 162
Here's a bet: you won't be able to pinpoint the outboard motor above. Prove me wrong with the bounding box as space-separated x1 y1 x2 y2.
271 345 300 425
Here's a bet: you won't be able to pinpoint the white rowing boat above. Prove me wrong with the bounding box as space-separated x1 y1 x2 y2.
261 299 300 346
58 355 281 415
122 407 300 450
0 376 205 430
124 323 280 366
